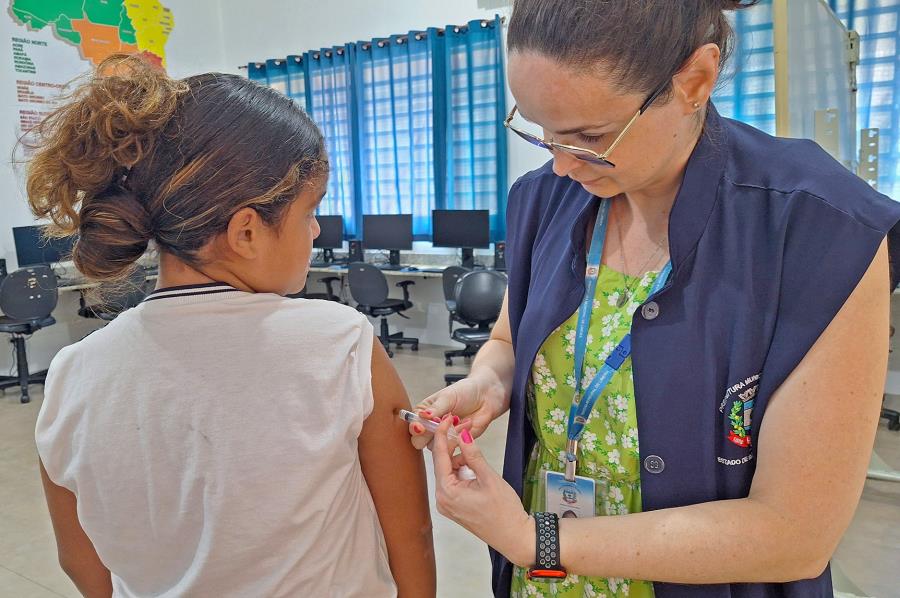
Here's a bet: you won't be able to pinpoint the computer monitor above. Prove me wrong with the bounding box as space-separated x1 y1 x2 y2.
13 225 76 267
314 215 343 263
363 214 413 267
432 209 490 268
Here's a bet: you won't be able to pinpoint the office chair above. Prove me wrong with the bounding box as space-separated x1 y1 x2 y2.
288 276 343 302
78 267 150 322
0 266 58 404
444 270 507 385
348 262 418 358
442 266 470 334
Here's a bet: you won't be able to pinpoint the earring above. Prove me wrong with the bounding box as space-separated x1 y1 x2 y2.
692 101 701 109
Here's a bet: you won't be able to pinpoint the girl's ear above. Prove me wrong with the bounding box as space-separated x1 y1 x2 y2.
225 207 264 260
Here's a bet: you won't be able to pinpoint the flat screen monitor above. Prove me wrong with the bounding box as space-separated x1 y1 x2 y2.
362 214 413 251
13 225 76 267
314 215 344 249
432 209 491 249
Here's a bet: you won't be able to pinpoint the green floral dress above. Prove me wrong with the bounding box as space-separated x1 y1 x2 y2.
510 264 661 598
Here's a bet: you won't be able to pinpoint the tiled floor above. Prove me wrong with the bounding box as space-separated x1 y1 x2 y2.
1 345 899 597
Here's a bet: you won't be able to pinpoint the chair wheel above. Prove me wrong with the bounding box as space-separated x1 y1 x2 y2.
890 420 900 431
412 344 419 352
445 359 452 366
387 351 394 359
20 393 30 404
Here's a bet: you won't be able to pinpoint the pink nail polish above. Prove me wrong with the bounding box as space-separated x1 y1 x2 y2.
422 410 433 416
452 415 460 426
413 424 424 434
431 417 442 423
461 429 473 444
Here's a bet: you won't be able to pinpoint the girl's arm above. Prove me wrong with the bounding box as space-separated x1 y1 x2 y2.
359 341 436 597
40 462 112 597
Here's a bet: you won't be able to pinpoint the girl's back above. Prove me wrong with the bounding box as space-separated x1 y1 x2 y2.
37 289 393 596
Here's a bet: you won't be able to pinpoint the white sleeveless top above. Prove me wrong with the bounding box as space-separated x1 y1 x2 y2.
36 283 396 597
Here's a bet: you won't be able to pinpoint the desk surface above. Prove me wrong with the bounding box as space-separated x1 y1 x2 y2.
308 265 447 279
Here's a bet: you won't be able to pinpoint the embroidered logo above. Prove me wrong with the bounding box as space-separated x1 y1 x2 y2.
719 373 760 449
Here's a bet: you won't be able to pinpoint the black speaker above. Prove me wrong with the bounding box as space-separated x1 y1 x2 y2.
348 239 364 262
493 241 506 271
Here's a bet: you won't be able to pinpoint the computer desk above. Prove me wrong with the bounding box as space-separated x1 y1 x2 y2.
308 265 446 280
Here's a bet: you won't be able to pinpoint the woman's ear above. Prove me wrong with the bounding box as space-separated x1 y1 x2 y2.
225 207 264 260
672 43 721 115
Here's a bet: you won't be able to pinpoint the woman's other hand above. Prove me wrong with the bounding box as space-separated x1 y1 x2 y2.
429 417 534 568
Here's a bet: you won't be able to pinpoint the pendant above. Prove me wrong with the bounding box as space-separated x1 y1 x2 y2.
617 291 629 308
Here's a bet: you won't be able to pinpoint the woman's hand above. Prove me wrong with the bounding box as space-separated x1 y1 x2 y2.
408 374 506 449
429 417 534 569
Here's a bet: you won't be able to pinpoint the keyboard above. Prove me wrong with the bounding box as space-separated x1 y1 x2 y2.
377 264 405 271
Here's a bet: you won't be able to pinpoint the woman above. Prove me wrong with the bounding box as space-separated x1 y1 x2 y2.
411 1 900 597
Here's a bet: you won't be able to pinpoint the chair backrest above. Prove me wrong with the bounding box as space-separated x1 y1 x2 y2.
442 266 470 303
348 262 389 306
454 270 507 326
93 268 150 314
0 266 59 321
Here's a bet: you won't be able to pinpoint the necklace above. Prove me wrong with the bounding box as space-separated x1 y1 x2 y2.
612 200 668 308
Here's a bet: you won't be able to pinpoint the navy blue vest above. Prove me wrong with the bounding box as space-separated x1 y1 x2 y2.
491 105 900 597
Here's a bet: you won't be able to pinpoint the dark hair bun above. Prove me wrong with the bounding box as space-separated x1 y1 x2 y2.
75 186 152 280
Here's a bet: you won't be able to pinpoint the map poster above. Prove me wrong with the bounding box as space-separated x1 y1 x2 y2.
4 1 174 139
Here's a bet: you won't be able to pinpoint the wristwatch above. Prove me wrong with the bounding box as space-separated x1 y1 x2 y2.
526 512 567 582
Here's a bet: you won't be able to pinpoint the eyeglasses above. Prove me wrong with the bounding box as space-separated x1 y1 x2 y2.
503 80 669 169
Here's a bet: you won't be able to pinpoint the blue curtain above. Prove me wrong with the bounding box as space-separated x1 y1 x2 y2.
247 16 508 241
441 17 508 241
303 46 358 234
714 0 776 135
829 0 899 198
715 0 898 198
356 32 436 238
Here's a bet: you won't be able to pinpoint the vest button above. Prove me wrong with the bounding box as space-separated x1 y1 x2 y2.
644 455 665 474
641 301 660 320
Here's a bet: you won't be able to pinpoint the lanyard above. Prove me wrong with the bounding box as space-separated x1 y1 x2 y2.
564 199 672 481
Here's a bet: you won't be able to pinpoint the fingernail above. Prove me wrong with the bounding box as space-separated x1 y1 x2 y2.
413 424 424 434
461 429 473 444
431 417 442 423
422 410 433 416
442 414 451 421
452 415 460 426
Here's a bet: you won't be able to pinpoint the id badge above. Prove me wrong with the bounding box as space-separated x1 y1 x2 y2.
543 471 596 519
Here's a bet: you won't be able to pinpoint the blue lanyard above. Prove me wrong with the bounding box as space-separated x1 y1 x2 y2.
564 199 672 480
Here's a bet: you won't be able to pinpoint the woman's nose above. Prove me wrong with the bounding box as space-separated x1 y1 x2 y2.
551 150 582 178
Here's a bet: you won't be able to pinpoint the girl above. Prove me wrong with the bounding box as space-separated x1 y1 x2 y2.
29 55 435 597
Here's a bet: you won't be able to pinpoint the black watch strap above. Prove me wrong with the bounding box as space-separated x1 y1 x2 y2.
526 512 567 582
